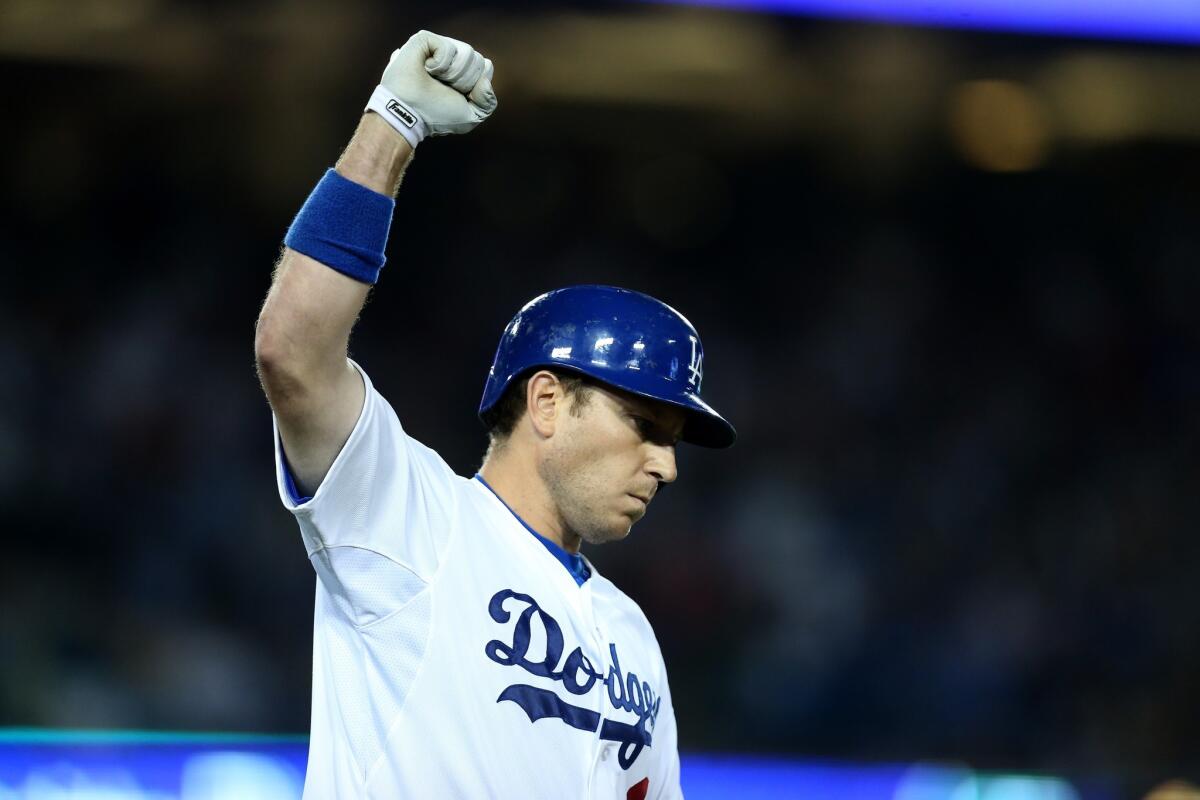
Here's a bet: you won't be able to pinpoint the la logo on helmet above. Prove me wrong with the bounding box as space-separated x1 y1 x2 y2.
687 336 703 390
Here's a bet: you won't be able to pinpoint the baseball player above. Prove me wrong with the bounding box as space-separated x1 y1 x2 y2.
254 31 735 799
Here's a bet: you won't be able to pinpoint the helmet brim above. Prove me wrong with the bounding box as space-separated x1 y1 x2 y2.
495 363 737 449
674 392 737 449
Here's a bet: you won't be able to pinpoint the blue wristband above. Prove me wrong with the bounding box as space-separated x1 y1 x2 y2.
284 168 395 285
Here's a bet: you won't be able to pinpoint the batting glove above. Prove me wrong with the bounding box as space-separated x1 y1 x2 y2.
365 30 498 149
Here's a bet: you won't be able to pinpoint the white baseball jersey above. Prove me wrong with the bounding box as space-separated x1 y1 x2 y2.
271 361 683 799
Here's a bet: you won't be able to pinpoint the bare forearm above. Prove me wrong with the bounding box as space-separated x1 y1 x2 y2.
254 113 414 492
254 30 496 493
255 113 412 394
334 111 414 196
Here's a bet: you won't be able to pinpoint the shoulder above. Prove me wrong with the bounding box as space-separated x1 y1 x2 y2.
590 572 662 649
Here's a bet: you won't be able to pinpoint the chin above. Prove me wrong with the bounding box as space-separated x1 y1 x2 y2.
580 520 633 546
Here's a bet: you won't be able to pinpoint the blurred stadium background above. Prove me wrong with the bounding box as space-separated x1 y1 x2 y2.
2 0 1199 797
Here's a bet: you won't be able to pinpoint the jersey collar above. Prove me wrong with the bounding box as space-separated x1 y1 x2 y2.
473 474 592 587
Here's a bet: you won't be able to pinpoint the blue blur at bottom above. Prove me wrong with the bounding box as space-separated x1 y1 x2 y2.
0 730 1103 799
683 756 907 798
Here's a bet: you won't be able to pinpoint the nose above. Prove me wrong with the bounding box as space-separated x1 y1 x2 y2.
646 442 678 485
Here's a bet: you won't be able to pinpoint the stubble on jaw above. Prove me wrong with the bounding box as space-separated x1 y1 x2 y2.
538 447 632 549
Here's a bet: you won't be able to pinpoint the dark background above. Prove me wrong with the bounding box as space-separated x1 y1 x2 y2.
2 1 1198 794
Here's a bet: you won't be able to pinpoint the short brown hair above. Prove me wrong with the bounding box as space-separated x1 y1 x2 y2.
482 369 594 444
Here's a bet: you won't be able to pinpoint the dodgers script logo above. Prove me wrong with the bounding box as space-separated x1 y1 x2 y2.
484 589 660 769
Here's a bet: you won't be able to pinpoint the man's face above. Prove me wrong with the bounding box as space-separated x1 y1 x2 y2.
538 383 684 546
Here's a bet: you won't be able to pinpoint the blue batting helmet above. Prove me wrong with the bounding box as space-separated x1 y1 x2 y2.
478 285 735 448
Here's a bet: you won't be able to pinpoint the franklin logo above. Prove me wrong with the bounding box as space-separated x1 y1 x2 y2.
385 99 417 128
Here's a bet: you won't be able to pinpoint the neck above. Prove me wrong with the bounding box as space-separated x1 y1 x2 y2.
479 447 581 554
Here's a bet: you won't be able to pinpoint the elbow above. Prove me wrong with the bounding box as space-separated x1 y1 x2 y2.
253 312 286 379
254 314 310 408
254 298 347 418
254 314 283 372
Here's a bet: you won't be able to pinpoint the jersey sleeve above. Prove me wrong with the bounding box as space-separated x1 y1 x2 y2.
272 359 458 626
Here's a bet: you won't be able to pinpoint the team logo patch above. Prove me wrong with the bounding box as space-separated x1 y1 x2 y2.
385 99 417 128
484 589 660 770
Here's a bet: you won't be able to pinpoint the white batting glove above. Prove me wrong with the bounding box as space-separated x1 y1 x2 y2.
365 30 498 149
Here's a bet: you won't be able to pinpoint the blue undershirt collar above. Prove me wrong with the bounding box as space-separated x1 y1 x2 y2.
474 474 591 587
280 448 313 505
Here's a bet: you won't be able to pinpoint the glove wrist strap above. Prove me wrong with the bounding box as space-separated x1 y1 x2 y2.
365 85 427 149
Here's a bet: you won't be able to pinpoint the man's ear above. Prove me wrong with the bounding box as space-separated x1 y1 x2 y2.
525 370 563 438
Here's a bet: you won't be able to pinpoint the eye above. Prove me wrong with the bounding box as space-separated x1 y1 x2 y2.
631 414 676 446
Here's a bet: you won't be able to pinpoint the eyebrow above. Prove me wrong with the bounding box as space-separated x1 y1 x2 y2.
631 408 684 444
605 390 684 442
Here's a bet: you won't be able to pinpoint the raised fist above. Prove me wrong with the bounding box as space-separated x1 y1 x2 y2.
367 30 497 147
